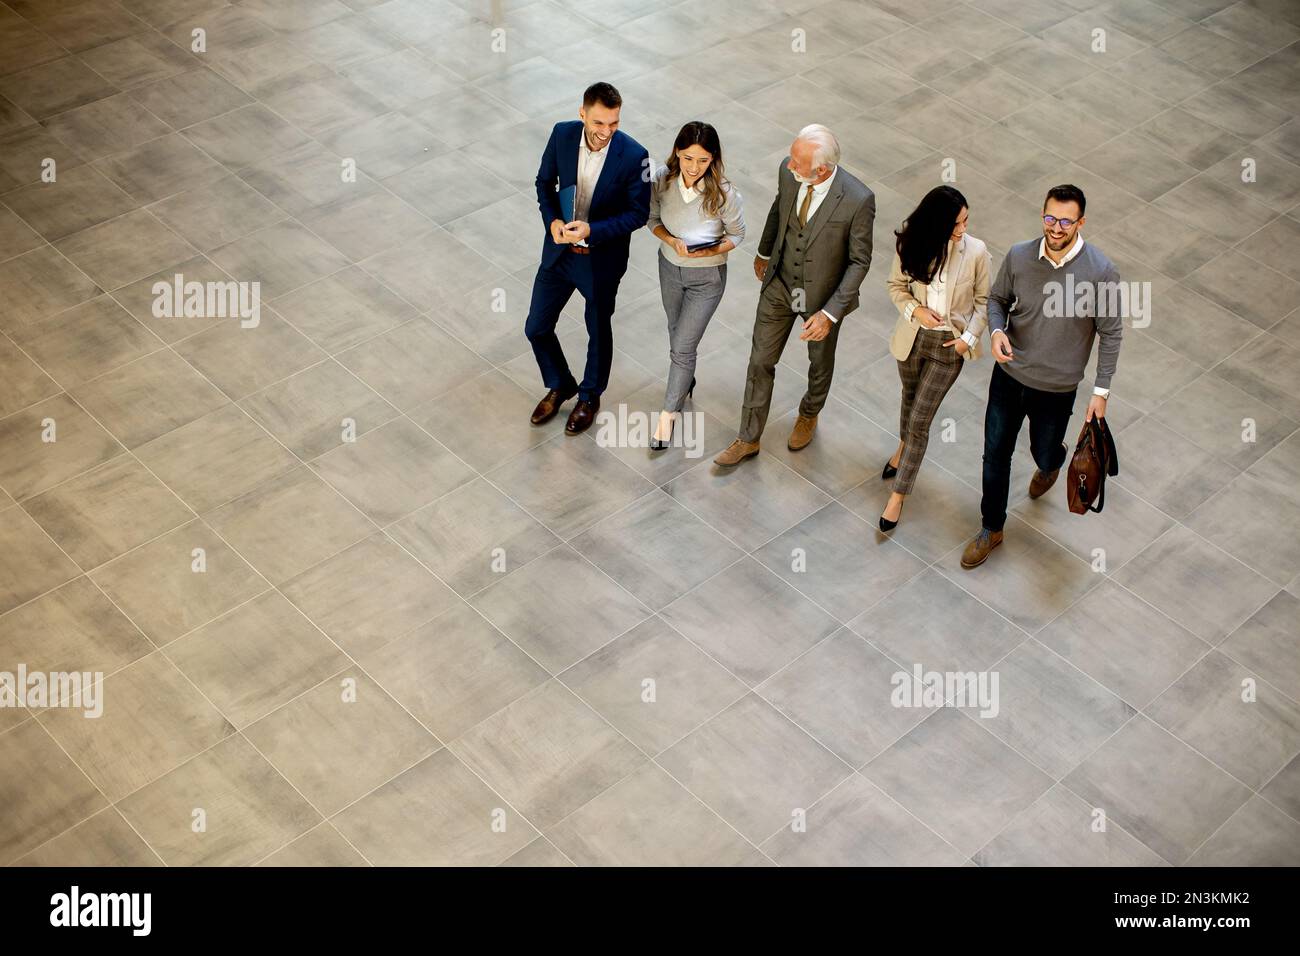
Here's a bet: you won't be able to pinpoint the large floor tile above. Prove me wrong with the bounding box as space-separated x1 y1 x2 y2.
0 393 122 502
1038 580 1211 708
244 670 436 816
755 501 928 622
561 616 747 756
0 720 107 865
166 590 349 728
570 491 742 611
309 417 474 524
204 467 374 584
280 533 457 656
863 708 1053 856
89 519 267 645
470 546 650 674
134 403 298 512
487 434 656 541
332 748 536 866
548 761 763 866
356 602 549 743
975 785 1167 867
762 773 966 866
39 650 233 801
116 734 320 866
658 693 851 844
1114 525 1278 643
14 808 161 867
660 557 839 686
238 359 399 460
449 680 646 831
1063 715 1252 864
0 576 152 675
961 639 1135 779
22 454 193 570
1146 650 1300 790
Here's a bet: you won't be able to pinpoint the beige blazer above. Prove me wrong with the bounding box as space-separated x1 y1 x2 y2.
887 234 991 362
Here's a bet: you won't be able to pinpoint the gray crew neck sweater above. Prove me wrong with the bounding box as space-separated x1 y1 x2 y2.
986 238 1123 393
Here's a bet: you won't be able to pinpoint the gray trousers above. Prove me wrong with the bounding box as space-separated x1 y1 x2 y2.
659 251 726 412
739 277 844 442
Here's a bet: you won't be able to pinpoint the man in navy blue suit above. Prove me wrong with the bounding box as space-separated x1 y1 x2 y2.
525 82 651 434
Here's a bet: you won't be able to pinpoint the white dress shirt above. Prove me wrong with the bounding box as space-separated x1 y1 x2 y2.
572 132 610 247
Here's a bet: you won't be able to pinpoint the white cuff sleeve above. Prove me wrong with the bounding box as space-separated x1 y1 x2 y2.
1093 386 1110 398
960 329 977 348
903 301 918 324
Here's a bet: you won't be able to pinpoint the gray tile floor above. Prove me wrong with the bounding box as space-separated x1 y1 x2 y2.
1 0 1299 867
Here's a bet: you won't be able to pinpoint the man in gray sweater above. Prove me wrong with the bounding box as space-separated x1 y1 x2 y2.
962 184 1123 568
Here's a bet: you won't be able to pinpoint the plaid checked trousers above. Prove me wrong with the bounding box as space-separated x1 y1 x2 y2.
894 327 963 494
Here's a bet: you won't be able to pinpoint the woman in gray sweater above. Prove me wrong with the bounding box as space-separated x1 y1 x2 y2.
646 121 745 450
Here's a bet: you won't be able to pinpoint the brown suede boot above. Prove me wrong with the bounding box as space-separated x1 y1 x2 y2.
960 528 1003 569
788 414 817 451
714 439 760 466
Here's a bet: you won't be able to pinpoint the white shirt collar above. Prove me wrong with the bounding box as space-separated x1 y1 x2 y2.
677 174 702 204
1038 234 1085 269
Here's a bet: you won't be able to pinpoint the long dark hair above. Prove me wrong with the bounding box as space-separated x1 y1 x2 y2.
660 121 729 219
895 185 968 284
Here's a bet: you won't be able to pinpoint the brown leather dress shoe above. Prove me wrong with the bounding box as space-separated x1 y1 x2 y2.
1028 467 1061 499
713 438 759 466
788 414 817 451
565 399 599 434
960 528 1004 569
530 385 578 425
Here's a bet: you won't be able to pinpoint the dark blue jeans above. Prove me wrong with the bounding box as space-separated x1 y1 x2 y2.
980 363 1077 532
524 250 620 404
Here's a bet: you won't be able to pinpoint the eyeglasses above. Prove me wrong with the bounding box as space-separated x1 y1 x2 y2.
1043 215 1077 229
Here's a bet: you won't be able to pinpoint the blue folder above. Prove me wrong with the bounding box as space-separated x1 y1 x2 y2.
557 184 576 224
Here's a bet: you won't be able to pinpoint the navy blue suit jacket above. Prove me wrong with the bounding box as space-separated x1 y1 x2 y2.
534 120 650 276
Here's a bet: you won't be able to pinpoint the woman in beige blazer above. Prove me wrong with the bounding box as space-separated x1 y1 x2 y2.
879 185 990 532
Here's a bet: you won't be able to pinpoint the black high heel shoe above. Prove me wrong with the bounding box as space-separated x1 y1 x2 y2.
879 498 903 532
688 376 696 399
881 458 898 480
650 413 675 451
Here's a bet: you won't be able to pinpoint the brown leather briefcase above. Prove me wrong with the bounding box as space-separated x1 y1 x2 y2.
1067 416 1118 514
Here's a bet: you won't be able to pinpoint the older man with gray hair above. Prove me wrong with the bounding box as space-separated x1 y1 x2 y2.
715 124 876 465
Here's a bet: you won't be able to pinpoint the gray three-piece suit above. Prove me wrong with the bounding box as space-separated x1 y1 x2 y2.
739 160 876 443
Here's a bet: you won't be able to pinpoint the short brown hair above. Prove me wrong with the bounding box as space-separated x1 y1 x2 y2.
583 82 622 110
1044 184 1086 217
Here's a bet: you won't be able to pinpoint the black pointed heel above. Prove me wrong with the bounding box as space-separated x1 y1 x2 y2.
879 516 898 532
650 415 675 451
882 460 898 480
688 376 696 399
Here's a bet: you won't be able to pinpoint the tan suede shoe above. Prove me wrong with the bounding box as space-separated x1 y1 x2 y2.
1028 467 1060 499
960 528 1003 569
714 439 760 466
788 414 817 451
